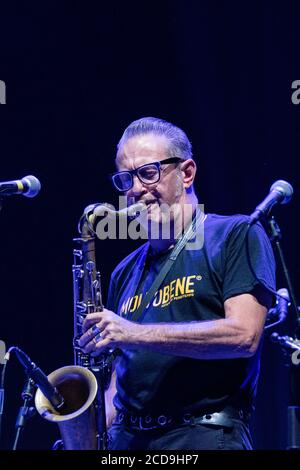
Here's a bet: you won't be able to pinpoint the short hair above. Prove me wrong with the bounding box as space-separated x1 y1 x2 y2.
117 117 193 160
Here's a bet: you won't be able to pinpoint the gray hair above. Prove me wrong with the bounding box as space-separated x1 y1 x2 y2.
117 117 193 160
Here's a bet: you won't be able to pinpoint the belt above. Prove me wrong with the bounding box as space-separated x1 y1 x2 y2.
113 406 250 431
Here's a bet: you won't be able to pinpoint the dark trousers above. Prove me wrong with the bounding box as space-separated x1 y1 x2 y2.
108 419 253 450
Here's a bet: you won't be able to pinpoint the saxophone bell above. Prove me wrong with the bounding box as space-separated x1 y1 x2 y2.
35 365 98 450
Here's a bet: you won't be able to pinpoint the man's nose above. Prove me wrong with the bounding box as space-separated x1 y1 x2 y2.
128 175 146 197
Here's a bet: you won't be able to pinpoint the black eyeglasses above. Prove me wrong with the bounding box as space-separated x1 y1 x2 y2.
110 157 183 192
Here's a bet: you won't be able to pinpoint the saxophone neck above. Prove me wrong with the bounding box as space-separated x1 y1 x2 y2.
77 201 146 236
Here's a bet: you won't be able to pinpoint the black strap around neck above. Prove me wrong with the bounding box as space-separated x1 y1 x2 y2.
130 211 204 323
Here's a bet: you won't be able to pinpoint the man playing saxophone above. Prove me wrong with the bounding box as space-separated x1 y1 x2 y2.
78 117 276 450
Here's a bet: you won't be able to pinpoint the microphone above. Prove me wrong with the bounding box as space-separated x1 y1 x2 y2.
276 288 290 322
249 180 293 225
0 175 41 198
8 347 65 411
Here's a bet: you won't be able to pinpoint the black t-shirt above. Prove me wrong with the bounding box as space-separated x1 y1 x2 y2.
107 213 276 416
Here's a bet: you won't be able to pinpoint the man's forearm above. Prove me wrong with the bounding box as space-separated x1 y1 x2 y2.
128 319 256 359
79 295 266 359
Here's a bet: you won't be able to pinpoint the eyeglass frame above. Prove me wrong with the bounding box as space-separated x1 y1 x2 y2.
110 157 184 192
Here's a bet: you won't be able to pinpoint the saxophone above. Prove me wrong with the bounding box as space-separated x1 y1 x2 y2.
34 202 145 450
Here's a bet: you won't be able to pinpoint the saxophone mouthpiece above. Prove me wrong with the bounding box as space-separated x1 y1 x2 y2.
78 201 147 234
93 202 146 219
120 202 147 218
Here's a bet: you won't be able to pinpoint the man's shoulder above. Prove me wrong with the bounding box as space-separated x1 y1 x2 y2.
203 213 269 247
205 213 252 235
203 213 272 261
206 212 251 226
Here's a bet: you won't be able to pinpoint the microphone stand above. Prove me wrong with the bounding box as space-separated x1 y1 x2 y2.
0 382 4 447
13 378 36 450
0 361 7 448
268 217 300 329
266 215 300 449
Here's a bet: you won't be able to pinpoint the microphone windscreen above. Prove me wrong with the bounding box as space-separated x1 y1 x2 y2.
270 180 293 204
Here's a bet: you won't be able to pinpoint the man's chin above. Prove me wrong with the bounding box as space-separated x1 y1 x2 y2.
139 204 176 231
146 207 164 224
147 212 175 229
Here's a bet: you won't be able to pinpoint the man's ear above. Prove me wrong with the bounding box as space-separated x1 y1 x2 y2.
180 159 197 190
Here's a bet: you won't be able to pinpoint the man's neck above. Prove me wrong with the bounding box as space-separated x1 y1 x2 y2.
149 238 175 256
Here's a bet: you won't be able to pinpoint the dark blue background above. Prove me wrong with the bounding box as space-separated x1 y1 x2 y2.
0 0 299 449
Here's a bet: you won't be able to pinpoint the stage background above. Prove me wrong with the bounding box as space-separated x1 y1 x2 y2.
0 0 299 449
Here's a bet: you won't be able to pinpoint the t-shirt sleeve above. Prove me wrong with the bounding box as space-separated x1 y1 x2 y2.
222 220 276 302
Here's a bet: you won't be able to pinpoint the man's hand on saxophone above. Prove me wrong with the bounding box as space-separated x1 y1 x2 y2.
78 309 142 355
